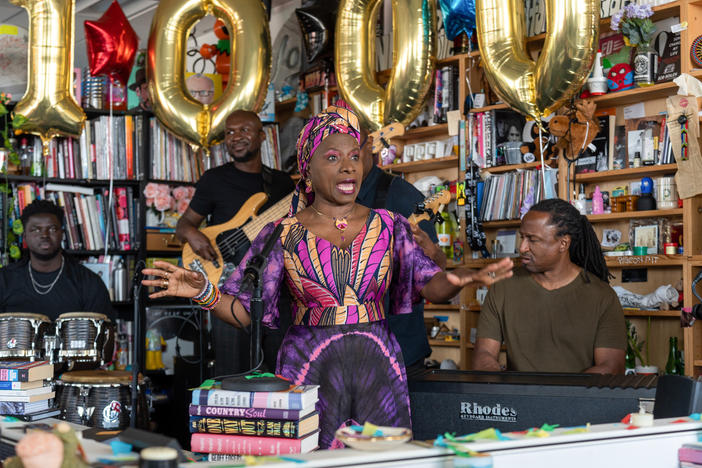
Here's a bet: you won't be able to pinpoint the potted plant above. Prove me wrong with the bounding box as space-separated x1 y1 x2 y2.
626 319 658 375
611 4 657 87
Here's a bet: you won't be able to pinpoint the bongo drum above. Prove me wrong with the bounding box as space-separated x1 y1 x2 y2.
55 312 115 369
55 370 148 429
0 313 51 360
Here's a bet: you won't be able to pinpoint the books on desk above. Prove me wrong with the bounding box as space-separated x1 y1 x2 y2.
0 361 55 419
190 382 320 456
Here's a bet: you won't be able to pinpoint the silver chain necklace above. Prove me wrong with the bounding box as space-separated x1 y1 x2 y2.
28 255 65 295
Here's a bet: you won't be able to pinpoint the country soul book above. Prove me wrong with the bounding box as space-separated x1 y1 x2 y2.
189 412 319 439
188 404 315 421
191 385 319 410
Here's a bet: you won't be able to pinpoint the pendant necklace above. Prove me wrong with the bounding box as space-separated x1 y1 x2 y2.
28 255 65 295
310 204 354 241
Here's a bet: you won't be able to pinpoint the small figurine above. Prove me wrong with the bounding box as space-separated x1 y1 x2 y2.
607 63 635 92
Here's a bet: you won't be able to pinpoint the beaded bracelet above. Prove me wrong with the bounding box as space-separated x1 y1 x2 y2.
192 279 222 310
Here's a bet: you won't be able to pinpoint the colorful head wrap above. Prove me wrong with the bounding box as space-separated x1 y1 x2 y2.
289 101 361 215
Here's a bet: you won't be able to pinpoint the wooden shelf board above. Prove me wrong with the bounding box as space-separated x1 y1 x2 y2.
575 164 678 183
587 208 683 223
464 257 520 269
694 360 702 367
3 174 141 186
392 123 448 140
424 304 461 311
469 103 509 113
482 161 551 174
428 339 460 348
623 309 681 318
482 219 521 228
591 71 702 107
274 97 297 110
606 255 685 267
380 155 457 173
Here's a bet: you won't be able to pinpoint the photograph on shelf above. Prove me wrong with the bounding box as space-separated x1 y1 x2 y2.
494 109 526 165
494 229 518 257
630 219 665 255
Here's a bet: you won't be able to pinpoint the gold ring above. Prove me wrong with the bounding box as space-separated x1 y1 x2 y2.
162 279 169 289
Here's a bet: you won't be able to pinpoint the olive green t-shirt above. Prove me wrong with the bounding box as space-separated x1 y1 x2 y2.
477 267 626 372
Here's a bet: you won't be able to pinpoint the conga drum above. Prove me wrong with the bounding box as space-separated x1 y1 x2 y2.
55 312 115 369
55 370 148 429
0 313 51 360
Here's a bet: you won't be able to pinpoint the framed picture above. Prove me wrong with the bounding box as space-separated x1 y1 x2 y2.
633 224 659 255
495 229 518 257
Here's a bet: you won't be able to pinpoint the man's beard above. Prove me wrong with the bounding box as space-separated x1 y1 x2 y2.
32 248 61 262
231 150 257 163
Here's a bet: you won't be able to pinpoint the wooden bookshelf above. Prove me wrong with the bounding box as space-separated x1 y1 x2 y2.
469 102 510 113
482 161 553 174
392 123 449 140
428 339 460 348
424 304 461 311
606 255 685 268
623 309 681 318
587 208 683 223
380 155 458 173
482 219 521 228
575 164 678 183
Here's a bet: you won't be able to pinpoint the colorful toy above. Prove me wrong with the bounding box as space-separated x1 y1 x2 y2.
607 63 635 92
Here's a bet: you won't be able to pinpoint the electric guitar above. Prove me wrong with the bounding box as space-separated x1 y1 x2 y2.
182 192 293 284
408 189 451 225
183 189 450 284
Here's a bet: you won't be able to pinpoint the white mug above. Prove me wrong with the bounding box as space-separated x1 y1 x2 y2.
414 144 426 161
403 144 415 163
425 141 437 159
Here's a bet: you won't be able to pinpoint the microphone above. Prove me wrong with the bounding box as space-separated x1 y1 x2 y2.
242 223 284 290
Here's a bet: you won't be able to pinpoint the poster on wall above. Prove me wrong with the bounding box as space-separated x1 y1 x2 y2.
0 24 28 101
271 0 304 97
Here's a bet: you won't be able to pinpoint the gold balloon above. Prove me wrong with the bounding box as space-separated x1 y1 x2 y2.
476 0 598 122
336 0 436 131
148 0 271 149
535 0 599 115
9 0 85 142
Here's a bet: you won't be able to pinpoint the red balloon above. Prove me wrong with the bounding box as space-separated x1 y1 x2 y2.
84 1 138 85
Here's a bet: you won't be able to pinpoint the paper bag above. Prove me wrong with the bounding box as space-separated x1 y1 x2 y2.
666 95 702 199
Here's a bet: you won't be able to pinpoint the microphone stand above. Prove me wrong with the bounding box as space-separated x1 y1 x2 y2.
131 262 144 428
221 223 289 392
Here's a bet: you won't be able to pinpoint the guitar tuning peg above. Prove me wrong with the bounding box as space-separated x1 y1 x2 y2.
434 213 444 224
414 203 426 214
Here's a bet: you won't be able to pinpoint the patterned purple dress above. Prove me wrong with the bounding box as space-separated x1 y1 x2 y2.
222 209 440 448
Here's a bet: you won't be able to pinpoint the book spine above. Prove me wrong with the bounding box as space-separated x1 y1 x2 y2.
189 416 302 438
188 405 305 420
190 432 303 456
192 389 303 410
0 369 28 382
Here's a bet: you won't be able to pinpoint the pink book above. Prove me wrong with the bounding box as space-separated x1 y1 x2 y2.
191 431 318 456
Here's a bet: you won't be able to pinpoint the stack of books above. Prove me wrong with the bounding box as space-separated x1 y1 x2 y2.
0 361 58 421
680 442 702 467
189 382 320 458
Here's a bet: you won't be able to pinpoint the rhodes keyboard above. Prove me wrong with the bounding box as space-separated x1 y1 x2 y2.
409 370 659 440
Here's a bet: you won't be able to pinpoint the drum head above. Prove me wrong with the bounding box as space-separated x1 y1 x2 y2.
60 370 133 384
57 312 109 322
0 312 50 322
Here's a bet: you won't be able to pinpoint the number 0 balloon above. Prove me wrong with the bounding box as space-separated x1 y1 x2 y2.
148 0 271 149
476 0 599 122
336 0 436 131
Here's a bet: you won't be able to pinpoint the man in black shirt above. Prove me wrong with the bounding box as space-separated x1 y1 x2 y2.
176 110 294 377
355 128 447 376
0 200 113 320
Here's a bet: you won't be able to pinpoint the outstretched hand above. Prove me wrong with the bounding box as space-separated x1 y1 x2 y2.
141 260 207 299
446 257 514 288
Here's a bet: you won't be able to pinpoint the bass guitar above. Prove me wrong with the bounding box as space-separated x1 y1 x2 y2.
182 192 293 284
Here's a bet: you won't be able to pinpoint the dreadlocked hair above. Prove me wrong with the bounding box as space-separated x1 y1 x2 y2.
20 199 64 227
529 198 612 283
